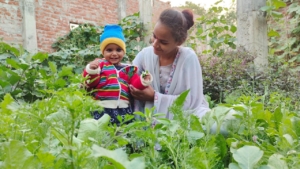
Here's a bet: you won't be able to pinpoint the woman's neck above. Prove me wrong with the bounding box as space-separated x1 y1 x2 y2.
159 47 179 66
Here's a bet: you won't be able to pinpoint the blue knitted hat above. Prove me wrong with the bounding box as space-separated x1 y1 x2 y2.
100 24 126 54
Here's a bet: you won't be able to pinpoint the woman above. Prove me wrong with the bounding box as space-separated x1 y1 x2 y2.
129 8 210 119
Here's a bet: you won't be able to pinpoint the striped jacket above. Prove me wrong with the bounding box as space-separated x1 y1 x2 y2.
83 60 151 108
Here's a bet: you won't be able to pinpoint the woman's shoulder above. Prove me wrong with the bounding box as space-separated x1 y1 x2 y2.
140 46 154 54
179 47 198 61
135 46 155 60
179 46 197 56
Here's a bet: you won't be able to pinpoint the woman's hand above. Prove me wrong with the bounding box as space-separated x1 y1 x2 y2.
129 85 155 101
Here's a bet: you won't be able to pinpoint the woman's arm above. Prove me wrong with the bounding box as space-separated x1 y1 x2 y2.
152 53 209 118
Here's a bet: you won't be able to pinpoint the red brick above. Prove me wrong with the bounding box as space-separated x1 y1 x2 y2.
0 0 170 52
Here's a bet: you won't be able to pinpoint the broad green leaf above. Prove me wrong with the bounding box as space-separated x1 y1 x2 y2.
288 56 297 62
22 156 40 169
274 106 282 130
153 113 167 117
51 129 69 146
103 165 117 169
0 53 12 60
257 166 271 169
48 61 57 74
260 6 272 11
282 134 294 146
287 3 299 13
230 25 237 33
173 89 190 108
233 145 263 169
229 163 241 169
36 151 55 168
216 134 228 158
0 42 20 56
58 66 73 77
273 0 286 9
0 93 14 114
77 114 110 141
2 140 33 168
268 30 280 37
186 130 204 143
32 52 48 62
54 78 66 88
92 145 145 169
6 58 21 69
271 11 282 17
267 154 288 169
5 71 21 86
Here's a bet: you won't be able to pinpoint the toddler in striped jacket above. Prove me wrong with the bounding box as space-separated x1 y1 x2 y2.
83 24 152 125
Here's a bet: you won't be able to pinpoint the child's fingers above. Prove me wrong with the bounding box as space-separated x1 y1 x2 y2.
89 63 99 69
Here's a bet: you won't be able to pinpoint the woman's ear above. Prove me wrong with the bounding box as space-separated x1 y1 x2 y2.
176 38 186 46
176 41 184 46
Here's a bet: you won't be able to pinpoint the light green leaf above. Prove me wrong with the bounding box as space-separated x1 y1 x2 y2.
77 114 110 141
173 89 190 108
92 145 145 169
260 6 272 11
233 145 263 169
271 11 282 17
0 42 20 56
0 53 12 60
58 66 73 77
32 52 48 62
229 163 241 169
268 154 288 169
36 151 55 168
273 0 286 9
2 140 33 168
257 165 271 169
6 58 20 69
230 25 237 33
22 156 40 169
48 61 57 74
268 30 280 37
187 131 204 143
51 129 69 146
0 93 15 114
283 134 294 146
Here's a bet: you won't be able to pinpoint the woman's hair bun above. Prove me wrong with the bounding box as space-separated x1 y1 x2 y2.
182 9 194 30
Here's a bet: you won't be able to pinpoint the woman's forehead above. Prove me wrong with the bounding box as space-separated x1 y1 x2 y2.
153 22 173 41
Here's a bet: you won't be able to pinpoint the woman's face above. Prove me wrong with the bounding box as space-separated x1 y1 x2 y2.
152 21 181 56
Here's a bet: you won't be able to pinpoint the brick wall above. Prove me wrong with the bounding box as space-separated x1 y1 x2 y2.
0 0 23 46
152 0 171 25
35 0 120 52
0 0 170 53
126 0 139 16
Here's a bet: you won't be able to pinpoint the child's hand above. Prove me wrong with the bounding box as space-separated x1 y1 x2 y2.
89 60 99 69
89 58 104 70
142 71 151 81
143 74 151 81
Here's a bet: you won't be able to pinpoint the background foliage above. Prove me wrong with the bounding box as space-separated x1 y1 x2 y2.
50 13 146 74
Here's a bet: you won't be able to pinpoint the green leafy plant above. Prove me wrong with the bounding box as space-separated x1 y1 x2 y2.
187 1 237 56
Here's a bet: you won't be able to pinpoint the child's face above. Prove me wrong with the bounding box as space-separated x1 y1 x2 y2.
103 43 125 65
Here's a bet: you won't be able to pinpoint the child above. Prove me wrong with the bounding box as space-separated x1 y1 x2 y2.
83 24 152 125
